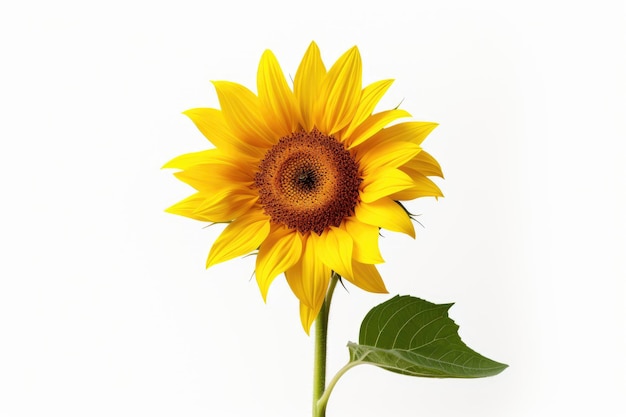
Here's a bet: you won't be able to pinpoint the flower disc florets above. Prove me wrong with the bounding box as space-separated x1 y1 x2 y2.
255 129 361 235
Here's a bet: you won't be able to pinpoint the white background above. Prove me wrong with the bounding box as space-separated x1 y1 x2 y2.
1 0 625 416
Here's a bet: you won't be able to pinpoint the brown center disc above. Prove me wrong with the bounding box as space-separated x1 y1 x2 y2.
254 129 361 234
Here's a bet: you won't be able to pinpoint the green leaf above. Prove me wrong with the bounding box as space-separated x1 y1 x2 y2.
347 295 507 378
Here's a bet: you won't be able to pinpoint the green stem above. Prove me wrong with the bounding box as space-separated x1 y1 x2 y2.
317 360 364 412
312 273 339 417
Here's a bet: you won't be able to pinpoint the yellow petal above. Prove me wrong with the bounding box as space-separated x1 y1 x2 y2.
257 49 298 137
284 256 305 305
346 109 411 149
342 79 394 139
317 46 362 135
357 141 422 175
355 198 415 238
294 41 326 132
182 108 235 148
360 167 415 203
162 149 220 170
193 189 258 223
165 192 214 222
347 262 388 293
206 211 270 267
402 150 444 178
166 149 255 173
256 226 303 301
299 301 321 335
389 173 444 200
183 108 265 158
342 218 384 264
212 81 276 147
173 162 253 191
316 226 353 280
285 233 330 310
368 121 438 147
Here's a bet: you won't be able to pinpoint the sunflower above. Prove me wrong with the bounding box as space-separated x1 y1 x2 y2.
165 42 443 332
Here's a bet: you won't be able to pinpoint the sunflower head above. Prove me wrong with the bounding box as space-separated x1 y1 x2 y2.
165 42 443 333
